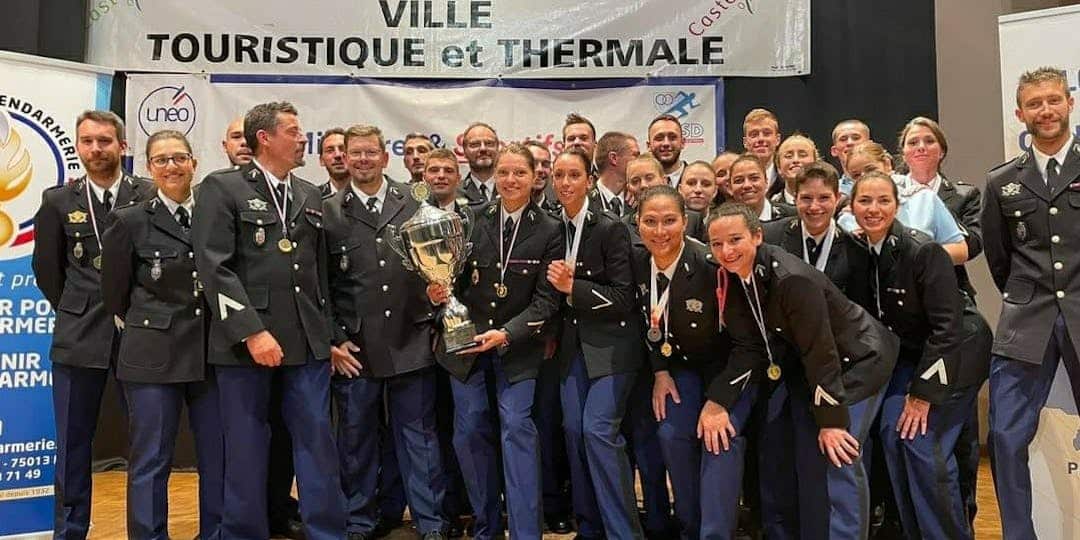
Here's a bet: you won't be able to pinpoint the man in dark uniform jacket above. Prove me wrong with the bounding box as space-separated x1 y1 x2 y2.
317 127 350 198
323 125 447 540
32 110 155 540
982 67 1080 540
587 131 640 219
192 102 345 540
458 122 500 207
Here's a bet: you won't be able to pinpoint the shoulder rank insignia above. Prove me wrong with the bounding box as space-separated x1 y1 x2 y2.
247 198 268 211
67 210 88 224
304 207 323 217
1001 182 1022 197
686 299 703 313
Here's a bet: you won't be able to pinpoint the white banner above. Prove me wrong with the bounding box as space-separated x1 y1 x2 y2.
90 0 808 78
0 50 113 539
123 74 723 183
998 6 1080 539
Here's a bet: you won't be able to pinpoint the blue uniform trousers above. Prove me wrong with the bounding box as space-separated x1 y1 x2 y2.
623 368 672 534
989 314 1080 540
656 368 757 540
51 364 111 540
216 360 345 540
536 357 571 519
124 374 223 540
332 368 445 535
560 353 642 539
451 352 542 540
878 361 978 540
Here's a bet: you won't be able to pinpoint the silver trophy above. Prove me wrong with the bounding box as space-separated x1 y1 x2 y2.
388 183 477 353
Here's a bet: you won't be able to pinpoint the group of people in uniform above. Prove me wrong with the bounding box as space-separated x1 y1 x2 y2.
31 65 1078 540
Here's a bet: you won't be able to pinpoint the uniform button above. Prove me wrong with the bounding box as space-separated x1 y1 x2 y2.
490 302 497 308
586 270 592 276
843 356 850 363
379 260 386 267
320 298 326 306
523 268 529 274
195 308 202 316
690 322 698 329
294 286 301 293
620 321 626 327
256 219 264 225
496 262 502 269
897 300 904 306
1003 292 1010 299
290 221 296 228
143 319 150 325
488 319 494 326
376 237 383 244
293 264 300 270
1052 235 1061 244
188 252 194 258
1050 207 1059 215
1055 262 1064 270
775 327 782 332
1057 291 1065 299
572 319 578 325
291 241 298 249
1013 210 1022 217
385 309 392 317
382 285 389 292
154 251 161 257
191 271 198 278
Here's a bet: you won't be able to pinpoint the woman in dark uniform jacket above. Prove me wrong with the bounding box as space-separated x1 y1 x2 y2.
101 130 222 540
631 186 749 540
545 148 643 539
711 200 898 540
849 171 991 540
427 143 563 540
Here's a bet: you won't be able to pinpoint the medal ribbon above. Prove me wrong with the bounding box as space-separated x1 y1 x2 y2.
803 220 836 272
715 268 729 329
563 208 586 269
498 207 524 287
84 182 107 257
741 274 777 371
649 247 681 339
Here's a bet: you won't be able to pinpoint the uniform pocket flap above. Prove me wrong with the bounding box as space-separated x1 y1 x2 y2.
1003 277 1034 305
246 284 269 309
135 247 180 259
125 308 173 330
239 211 278 226
56 292 89 315
1002 198 1038 216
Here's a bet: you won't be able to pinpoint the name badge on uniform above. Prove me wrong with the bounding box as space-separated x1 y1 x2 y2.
686 299 703 313
247 198 269 211
254 226 266 246
1015 221 1028 242
1001 182 1021 197
67 210 88 224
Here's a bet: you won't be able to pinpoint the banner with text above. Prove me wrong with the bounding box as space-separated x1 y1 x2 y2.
998 6 1080 539
123 74 723 182
90 0 808 78
0 51 113 539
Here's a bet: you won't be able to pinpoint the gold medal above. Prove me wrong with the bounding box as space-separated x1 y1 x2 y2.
92 255 102 270
278 238 293 253
254 227 266 246
660 342 673 357
73 241 84 259
767 363 782 381
495 283 508 298
411 182 431 203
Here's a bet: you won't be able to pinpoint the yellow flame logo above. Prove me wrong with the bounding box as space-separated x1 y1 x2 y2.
0 124 34 247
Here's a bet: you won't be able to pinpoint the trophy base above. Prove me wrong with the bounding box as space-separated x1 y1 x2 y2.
444 322 478 354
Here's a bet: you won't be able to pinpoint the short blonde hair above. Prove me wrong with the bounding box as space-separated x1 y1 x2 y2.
344 125 386 149
743 108 779 131
778 133 820 160
1016 66 1070 107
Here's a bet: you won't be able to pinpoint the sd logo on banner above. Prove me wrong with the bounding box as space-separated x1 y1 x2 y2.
0 51 112 539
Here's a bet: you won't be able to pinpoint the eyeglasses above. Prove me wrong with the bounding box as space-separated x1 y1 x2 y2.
149 153 193 168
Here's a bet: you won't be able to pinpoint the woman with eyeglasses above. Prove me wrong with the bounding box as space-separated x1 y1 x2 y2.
101 130 223 540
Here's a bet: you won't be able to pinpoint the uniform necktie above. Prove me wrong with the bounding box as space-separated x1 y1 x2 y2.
609 197 623 216
567 221 577 246
656 273 670 298
366 196 379 214
503 216 515 253
273 183 287 205
806 237 822 266
175 206 190 230
1047 157 1061 188
102 190 113 212
480 183 490 201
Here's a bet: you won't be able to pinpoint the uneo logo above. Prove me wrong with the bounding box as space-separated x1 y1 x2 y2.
138 85 197 136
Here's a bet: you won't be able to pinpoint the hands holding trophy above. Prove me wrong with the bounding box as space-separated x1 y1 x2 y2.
388 183 478 353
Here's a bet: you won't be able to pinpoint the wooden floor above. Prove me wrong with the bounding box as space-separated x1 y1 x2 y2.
88 460 1005 539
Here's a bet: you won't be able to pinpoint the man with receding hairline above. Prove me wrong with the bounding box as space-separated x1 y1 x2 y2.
222 117 253 166
647 115 687 187
404 133 435 183
589 131 639 217
459 122 499 206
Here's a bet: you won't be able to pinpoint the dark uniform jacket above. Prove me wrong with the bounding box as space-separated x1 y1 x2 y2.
587 186 627 218
101 196 207 383
855 222 988 404
982 142 1080 365
936 176 983 299
443 200 563 383
631 239 735 395
322 181 437 378
555 209 642 379
722 244 898 428
763 216 863 295
191 162 331 366
32 174 155 369
458 173 497 207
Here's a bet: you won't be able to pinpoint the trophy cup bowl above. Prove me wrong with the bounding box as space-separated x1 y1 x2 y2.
388 194 477 354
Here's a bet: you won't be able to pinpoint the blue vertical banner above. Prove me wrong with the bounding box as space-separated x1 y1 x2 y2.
0 51 113 539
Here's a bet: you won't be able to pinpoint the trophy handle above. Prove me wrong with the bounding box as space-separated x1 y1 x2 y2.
385 225 416 272
459 204 476 243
